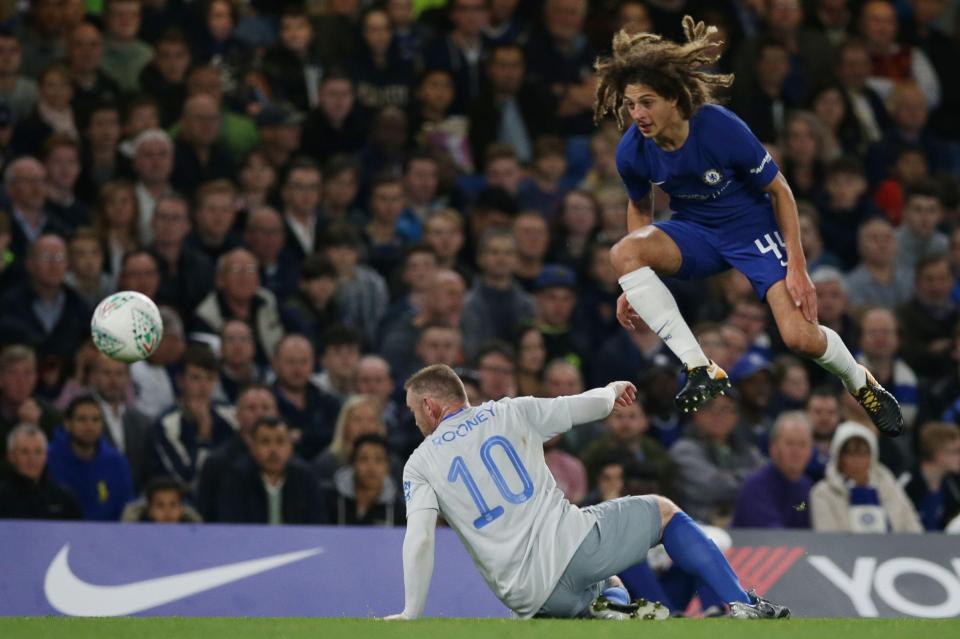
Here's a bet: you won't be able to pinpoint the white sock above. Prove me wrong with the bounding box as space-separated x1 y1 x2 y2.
814 326 867 392
619 267 709 369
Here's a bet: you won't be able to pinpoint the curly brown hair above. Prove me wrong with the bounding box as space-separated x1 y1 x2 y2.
593 16 734 130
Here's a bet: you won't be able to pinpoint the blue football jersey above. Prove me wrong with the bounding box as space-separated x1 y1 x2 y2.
615 104 780 226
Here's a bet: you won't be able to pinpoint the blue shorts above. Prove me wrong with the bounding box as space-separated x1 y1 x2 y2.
654 210 787 300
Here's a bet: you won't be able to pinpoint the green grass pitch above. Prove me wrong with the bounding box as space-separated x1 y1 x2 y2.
2 618 958 639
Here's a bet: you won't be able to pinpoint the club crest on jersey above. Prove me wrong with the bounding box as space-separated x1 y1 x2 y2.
702 169 722 186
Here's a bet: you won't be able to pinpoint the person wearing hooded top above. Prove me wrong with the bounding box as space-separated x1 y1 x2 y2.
809 420 921 533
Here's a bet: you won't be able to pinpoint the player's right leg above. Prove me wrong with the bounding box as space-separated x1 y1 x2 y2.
654 496 789 619
611 224 731 413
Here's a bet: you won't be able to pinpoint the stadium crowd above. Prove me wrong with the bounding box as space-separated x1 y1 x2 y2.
0 0 959 534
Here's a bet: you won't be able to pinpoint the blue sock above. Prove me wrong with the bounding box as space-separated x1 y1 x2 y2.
660 512 750 604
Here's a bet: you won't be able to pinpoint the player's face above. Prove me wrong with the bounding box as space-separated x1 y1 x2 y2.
623 84 679 138
406 389 436 435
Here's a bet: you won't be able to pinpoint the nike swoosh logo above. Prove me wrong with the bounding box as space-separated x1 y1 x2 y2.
652 180 665 185
44 544 323 616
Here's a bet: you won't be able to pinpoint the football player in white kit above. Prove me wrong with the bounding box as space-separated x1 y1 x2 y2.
384 365 789 620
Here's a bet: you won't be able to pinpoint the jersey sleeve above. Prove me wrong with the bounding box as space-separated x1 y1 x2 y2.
505 396 575 441
615 128 652 203
714 107 780 190
403 456 439 516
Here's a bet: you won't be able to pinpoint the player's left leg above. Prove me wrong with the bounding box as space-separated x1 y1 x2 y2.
653 496 790 619
766 281 904 437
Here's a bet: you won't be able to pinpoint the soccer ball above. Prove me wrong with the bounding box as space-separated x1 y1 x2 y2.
91 291 164 363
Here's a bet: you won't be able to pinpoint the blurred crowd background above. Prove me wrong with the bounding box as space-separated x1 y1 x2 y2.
0 0 958 535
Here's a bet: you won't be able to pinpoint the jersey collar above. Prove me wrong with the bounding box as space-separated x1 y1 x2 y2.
439 406 467 424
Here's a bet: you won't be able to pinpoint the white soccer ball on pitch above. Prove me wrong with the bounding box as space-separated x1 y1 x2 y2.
91 291 164 363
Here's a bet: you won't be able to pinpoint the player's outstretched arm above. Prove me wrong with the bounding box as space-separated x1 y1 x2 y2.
513 382 637 440
383 508 438 620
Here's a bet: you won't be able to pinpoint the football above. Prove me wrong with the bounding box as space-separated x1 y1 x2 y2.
90 291 164 363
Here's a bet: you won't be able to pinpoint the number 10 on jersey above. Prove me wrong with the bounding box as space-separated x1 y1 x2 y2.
448 435 535 529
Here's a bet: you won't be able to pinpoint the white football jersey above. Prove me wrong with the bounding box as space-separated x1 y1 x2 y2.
403 396 598 617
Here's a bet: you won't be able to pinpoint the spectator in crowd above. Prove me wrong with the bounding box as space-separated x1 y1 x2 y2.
185 179 241 263
858 0 940 108
215 320 264 405
138 29 191 128
857 308 919 431
550 189 601 271
130 306 184 420
866 81 950 184
196 384 277 522
873 147 929 225
468 42 555 165
388 244 438 319
254 103 303 173
581 400 674 498
523 0 596 135
845 217 913 312
149 193 215 317
271 334 341 461
325 433 404 526
0 30 38 122
580 453 628 506
517 136 569 220
117 250 161 301
731 38 794 144
315 394 388 489
93 179 139 285
895 182 948 277
0 423 81 520
423 209 468 275
89 353 152 491
0 234 90 373
280 158 323 264
731 411 814 529
244 205 298 304
575 241 620 348
354 354 408 453
414 322 463 376
402 152 444 229
281 255 342 346
237 149 277 213
670 393 764 525
462 229 535 361
76 101 124 204
730 352 775 451
805 387 842 482
351 7 413 112
514 326 547 397
130 128 174 244
4 157 64 264
11 64 77 158
47 395 134 521
543 428 588 505
42 134 87 231
261 9 323 113
896 253 957 382
810 267 858 358
770 355 811 415
810 420 922 532
181 65 258 159
218 416 326 525
904 422 960 532
512 211 550 290
14 0 64 79
532 264 588 368
64 228 111 308
475 341 517 402
388 0 428 62
321 156 365 229
66 22 120 128
590 316 672 389
817 156 878 269
121 475 201 523
363 173 417 278
381 269 466 379
193 248 284 365
101 0 154 92
321 224 389 349
170 93 233 198
301 70 367 161
153 343 237 486
314 325 361 403
422 0 489 114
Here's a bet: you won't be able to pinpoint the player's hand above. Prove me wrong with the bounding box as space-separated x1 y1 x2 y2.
786 265 818 324
607 381 637 407
616 293 643 331
382 612 412 621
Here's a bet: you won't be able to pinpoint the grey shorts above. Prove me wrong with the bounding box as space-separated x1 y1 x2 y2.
536 495 663 618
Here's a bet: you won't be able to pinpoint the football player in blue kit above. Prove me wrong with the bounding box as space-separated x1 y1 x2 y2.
599 17 902 437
